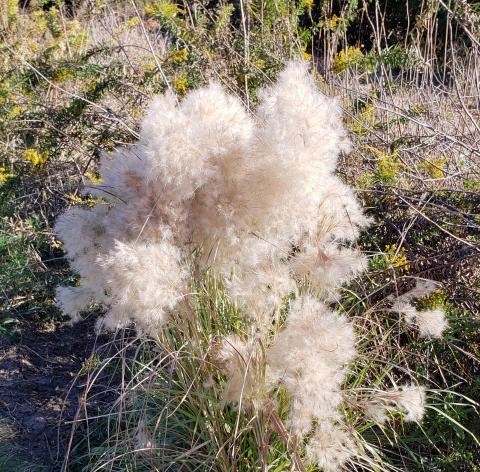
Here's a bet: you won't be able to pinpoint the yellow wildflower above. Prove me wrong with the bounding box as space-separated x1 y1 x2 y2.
127 16 141 28
0 167 15 185
144 1 184 18
352 104 376 135
51 67 74 83
8 105 21 119
420 157 447 179
174 75 188 95
6 0 19 28
332 46 363 73
171 48 188 63
66 193 104 207
385 244 410 273
85 171 103 185
253 58 266 69
302 45 312 61
24 148 48 168
302 0 314 12
325 14 348 31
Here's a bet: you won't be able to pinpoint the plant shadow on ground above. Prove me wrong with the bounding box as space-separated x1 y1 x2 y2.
0 317 110 471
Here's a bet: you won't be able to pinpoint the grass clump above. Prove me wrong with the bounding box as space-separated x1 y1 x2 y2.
56 61 478 471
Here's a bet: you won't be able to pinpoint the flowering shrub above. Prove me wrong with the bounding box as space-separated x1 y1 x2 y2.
56 62 449 470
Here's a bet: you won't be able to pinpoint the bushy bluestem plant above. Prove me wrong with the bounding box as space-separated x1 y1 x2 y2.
56 62 448 470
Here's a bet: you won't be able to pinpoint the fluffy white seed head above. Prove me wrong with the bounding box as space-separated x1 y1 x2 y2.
267 296 356 436
55 285 94 324
362 384 427 424
55 62 377 470
400 305 448 338
215 335 265 407
363 400 390 425
414 309 448 338
393 384 426 422
95 239 188 333
305 422 356 471
56 61 367 336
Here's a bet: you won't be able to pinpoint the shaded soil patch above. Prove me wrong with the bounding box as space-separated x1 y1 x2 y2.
0 318 108 470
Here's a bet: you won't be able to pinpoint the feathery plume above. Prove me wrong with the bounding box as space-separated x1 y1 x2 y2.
56 62 437 471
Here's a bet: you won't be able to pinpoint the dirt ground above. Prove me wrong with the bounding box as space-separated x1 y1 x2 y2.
0 318 108 471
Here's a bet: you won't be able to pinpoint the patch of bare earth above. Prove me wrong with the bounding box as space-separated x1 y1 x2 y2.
0 318 108 470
